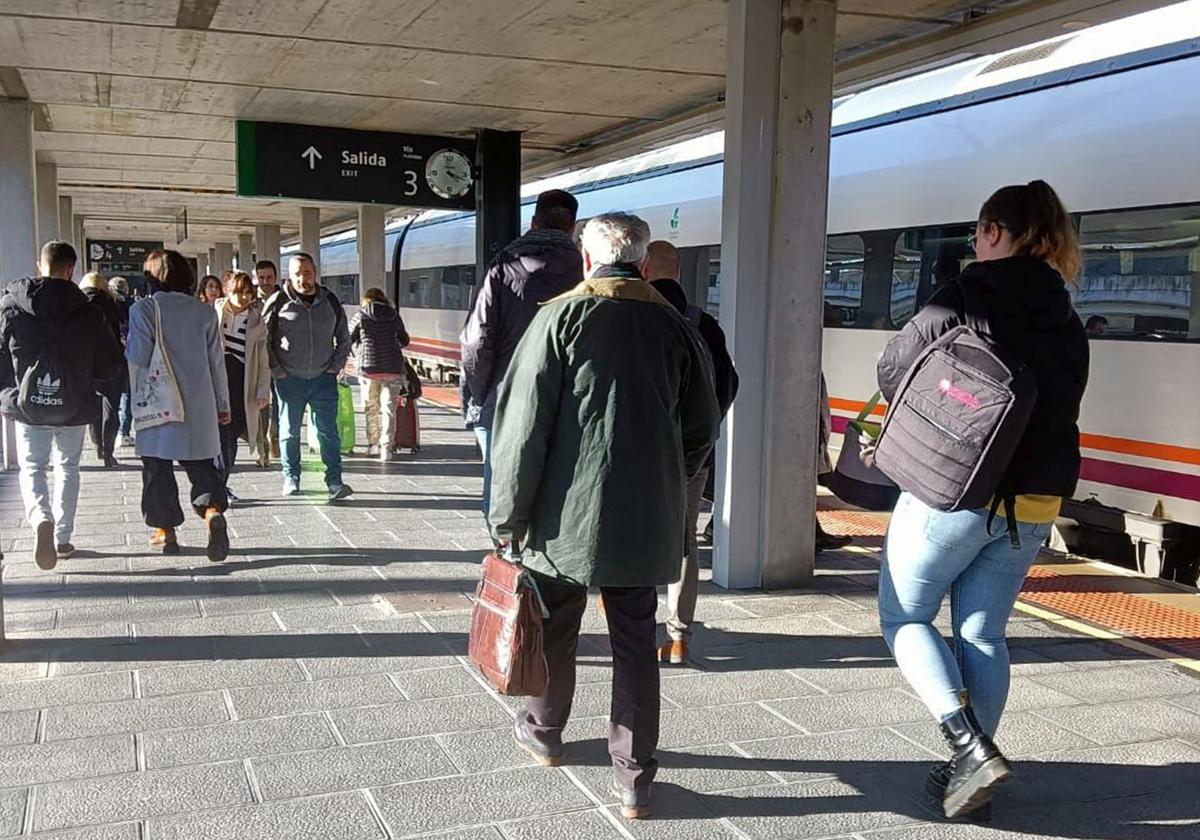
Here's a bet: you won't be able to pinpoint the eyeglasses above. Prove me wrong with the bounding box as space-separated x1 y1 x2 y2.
967 222 1006 251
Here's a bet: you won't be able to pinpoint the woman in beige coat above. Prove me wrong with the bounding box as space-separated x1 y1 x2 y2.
214 271 271 502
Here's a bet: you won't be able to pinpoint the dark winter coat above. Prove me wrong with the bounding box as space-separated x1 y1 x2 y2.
349 302 410 377
488 272 722 587
0 277 124 426
459 228 583 427
649 277 739 416
81 286 127 396
877 256 1090 498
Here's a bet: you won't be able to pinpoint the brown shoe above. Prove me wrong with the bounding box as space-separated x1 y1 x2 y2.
149 528 180 555
657 639 688 665
204 507 228 563
34 520 57 570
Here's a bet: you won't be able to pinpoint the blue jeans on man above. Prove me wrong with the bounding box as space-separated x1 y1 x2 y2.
276 373 344 492
474 424 492 519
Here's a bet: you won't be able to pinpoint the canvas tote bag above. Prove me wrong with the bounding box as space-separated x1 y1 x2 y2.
131 298 186 430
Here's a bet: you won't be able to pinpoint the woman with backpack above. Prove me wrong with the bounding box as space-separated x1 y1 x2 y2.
349 287 410 461
874 180 1089 821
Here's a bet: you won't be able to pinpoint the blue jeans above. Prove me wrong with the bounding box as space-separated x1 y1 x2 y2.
878 492 1051 735
474 424 492 519
118 390 132 437
276 373 342 488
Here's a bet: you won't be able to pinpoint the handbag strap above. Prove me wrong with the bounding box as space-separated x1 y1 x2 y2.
502 544 550 619
856 390 883 423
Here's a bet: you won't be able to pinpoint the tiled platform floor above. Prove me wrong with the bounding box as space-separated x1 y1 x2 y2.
1 405 1198 839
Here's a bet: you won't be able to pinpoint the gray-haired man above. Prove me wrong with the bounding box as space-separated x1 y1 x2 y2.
488 213 720 819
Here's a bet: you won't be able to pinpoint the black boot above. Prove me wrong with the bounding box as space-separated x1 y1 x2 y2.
926 761 992 822
939 706 1012 819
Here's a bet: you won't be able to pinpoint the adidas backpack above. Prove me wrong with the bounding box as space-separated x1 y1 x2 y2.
873 281 1039 539
16 317 88 426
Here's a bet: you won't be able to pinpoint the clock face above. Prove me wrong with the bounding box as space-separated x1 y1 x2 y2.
425 149 473 200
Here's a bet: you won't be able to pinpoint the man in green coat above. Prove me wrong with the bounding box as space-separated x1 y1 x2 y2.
489 212 720 820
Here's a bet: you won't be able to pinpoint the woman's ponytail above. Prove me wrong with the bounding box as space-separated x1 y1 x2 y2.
979 180 1082 285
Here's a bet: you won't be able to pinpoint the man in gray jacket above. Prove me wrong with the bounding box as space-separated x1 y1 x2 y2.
264 253 353 501
459 189 582 517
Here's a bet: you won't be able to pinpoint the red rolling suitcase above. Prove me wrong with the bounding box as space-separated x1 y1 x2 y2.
394 396 420 454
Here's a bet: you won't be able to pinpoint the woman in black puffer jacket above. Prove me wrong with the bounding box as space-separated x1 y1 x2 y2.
876 180 1089 822
349 288 410 461
80 272 127 468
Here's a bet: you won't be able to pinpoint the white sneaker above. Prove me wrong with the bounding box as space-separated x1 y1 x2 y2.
120 435 134 448
367 444 380 457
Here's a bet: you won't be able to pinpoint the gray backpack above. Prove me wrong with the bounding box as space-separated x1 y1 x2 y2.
874 282 1039 544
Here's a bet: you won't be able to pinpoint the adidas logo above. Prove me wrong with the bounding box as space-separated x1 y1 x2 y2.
29 372 65 407
35 373 61 397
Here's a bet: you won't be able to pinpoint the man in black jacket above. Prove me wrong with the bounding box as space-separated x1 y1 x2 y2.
460 189 583 517
644 240 739 664
0 242 124 569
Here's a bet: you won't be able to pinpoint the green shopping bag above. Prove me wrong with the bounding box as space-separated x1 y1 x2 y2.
306 383 356 455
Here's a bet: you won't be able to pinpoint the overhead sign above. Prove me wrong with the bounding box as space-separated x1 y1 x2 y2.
86 239 162 275
236 120 476 210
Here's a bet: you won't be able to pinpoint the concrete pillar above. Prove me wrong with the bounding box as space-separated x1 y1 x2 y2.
300 207 320 275
36 162 59 245
58 196 74 250
213 242 234 275
207 248 217 277
713 0 838 590
255 223 280 273
73 216 85 269
357 205 386 301
0 100 38 283
237 232 253 271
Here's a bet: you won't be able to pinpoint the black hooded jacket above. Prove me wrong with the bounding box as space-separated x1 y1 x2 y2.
649 277 739 417
349 301 410 376
877 256 1089 498
0 277 125 426
459 228 583 427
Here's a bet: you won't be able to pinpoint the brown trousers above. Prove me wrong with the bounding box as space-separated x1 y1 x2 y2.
522 572 660 791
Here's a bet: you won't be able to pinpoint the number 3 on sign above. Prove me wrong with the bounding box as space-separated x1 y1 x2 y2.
404 170 418 197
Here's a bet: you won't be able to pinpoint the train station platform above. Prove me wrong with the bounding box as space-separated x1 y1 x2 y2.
0 403 1198 840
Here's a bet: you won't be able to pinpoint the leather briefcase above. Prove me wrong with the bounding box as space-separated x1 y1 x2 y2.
467 552 549 696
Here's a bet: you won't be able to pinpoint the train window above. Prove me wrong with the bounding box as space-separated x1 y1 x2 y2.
891 235 920 327
894 225 974 315
397 264 477 311
823 235 864 326
1076 206 1200 342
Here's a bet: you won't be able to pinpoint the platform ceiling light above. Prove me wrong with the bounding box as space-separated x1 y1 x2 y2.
1061 19 1092 30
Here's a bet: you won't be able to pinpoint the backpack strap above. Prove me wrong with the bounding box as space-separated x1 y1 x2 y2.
954 279 990 337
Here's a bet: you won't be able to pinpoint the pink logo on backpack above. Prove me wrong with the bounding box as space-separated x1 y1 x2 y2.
939 379 980 410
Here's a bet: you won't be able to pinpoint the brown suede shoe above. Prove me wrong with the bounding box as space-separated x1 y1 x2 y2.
204 507 228 563
657 639 688 665
150 528 180 555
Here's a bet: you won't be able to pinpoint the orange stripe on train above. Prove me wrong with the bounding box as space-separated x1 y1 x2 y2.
829 397 1200 468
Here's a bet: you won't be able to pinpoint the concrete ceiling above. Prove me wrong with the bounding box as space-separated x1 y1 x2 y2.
0 0 1178 252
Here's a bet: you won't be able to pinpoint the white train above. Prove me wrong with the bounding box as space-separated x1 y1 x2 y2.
316 33 1200 543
